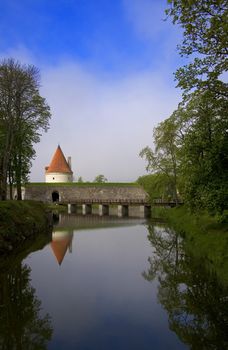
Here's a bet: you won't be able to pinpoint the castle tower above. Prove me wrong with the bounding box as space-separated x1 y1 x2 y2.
45 145 73 183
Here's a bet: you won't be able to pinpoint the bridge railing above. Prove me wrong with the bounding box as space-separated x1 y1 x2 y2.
152 199 184 206
59 198 150 205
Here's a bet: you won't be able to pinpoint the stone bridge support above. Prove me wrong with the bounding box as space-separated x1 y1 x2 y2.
128 205 151 218
82 204 92 215
117 205 129 217
140 205 151 218
68 204 77 214
99 204 109 216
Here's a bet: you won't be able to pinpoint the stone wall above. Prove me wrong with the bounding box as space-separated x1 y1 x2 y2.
24 184 149 204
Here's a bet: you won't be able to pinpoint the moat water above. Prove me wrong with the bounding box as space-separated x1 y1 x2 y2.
0 214 227 349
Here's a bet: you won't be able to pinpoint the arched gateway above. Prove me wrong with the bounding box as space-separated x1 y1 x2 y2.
52 191 59 203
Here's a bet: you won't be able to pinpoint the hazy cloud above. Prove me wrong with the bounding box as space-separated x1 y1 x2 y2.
0 48 181 182
33 61 181 182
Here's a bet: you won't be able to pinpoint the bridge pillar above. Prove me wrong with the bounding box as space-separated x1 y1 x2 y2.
99 204 109 216
117 205 129 217
82 204 92 215
128 205 151 217
67 204 77 214
139 205 151 218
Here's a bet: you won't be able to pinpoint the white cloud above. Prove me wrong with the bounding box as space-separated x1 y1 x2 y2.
0 45 35 65
32 60 181 182
0 47 181 182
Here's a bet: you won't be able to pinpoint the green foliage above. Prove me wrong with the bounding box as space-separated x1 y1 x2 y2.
93 174 108 183
137 173 176 201
0 58 51 200
141 89 228 213
144 220 228 348
166 0 228 96
140 116 181 203
141 3 228 214
0 263 53 348
78 176 84 183
0 201 50 238
164 206 228 284
177 90 228 212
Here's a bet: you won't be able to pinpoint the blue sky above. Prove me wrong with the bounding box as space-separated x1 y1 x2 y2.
0 0 184 181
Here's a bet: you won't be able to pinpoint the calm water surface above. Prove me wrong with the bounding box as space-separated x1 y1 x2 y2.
1 214 227 349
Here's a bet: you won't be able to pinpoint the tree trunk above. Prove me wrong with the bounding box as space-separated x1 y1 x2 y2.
0 124 15 200
16 182 22 200
9 182 13 200
0 161 8 200
8 162 14 199
15 155 22 200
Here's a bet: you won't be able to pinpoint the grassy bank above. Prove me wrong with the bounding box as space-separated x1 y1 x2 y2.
25 182 139 187
0 200 52 254
164 206 228 285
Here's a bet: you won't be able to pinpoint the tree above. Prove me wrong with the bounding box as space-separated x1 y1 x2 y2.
140 1 228 213
78 176 84 183
140 116 180 204
176 90 228 213
141 88 228 213
166 0 228 96
0 263 53 348
93 174 108 183
143 223 228 349
137 173 177 202
0 59 51 200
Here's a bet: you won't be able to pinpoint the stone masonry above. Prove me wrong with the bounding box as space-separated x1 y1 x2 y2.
24 185 149 204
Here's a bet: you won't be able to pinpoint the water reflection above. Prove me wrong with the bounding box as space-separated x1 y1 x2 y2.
25 216 186 350
0 262 53 349
49 213 147 266
51 230 73 265
2 214 227 349
144 224 228 350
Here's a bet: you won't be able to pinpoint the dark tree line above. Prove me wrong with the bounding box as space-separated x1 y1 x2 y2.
140 0 228 214
0 59 51 200
143 223 228 350
0 263 53 349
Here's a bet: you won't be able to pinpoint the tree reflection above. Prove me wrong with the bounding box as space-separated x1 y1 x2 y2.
0 262 53 350
144 224 228 350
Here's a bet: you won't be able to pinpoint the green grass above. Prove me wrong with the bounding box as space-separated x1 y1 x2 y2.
0 201 51 252
47 203 67 212
165 206 228 286
0 200 48 227
25 182 139 187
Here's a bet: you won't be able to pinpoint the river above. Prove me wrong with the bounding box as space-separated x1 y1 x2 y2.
0 213 227 349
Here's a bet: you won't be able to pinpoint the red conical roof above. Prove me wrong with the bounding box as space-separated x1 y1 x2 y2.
50 231 73 265
51 237 71 265
46 145 72 174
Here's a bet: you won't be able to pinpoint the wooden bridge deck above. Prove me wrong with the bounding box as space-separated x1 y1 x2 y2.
59 199 182 207
59 198 150 205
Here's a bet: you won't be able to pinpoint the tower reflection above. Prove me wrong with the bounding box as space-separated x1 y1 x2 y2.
50 230 73 265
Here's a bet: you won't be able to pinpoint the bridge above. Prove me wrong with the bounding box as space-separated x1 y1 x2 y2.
24 183 151 217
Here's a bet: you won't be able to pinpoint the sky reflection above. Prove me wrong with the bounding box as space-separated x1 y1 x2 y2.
24 219 186 350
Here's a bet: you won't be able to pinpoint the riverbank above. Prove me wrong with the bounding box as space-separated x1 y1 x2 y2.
0 200 52 255
164 206 228 286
